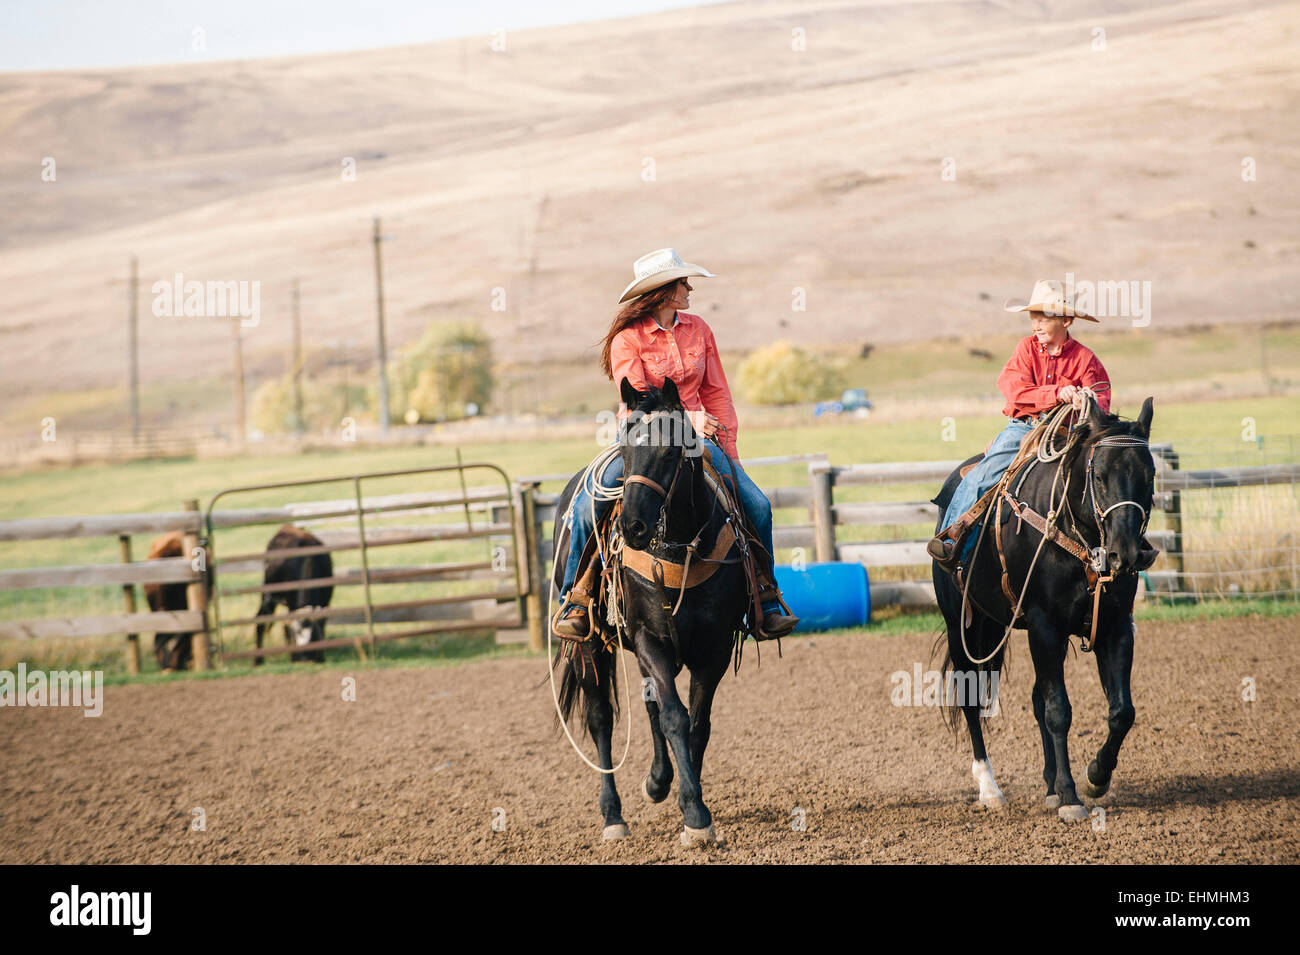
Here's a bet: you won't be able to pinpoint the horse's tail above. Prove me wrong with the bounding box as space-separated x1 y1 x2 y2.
551 639 619 737
931 622 1010 740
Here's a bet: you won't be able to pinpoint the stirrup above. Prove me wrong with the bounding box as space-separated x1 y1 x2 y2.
554 604 590 639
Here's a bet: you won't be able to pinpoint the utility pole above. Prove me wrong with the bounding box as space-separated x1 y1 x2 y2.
128 256 140 442
372 217 391 433
231 317 246 445
292 278 304 434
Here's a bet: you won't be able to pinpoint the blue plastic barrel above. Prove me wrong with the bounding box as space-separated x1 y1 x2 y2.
773 562 870 631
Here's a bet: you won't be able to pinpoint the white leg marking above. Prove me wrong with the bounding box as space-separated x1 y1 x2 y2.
971 758 1005 810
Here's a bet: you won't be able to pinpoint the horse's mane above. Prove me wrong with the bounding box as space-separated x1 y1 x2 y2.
1059 406 1149 477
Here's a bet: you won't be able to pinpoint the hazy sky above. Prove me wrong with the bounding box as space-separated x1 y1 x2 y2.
0 0 725 72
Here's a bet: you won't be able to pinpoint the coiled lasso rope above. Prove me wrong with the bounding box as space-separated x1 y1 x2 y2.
546 448 635 774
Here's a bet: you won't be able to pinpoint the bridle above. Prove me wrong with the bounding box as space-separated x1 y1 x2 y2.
1079 434 1153 576
621 410 698 548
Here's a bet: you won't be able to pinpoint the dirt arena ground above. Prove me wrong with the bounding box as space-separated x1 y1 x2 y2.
2 616 1296 864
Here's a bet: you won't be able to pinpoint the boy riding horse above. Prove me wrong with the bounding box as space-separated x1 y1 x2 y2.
928 280 1111 570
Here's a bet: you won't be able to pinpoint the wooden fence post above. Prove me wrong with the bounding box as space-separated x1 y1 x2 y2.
182 500 211 670
118 534 141 675
520 482 545 652
809 461 836 562
1164 448 1186 598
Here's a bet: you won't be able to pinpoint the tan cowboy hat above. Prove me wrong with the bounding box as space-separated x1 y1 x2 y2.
1003 279 1098 322
618 248 714 303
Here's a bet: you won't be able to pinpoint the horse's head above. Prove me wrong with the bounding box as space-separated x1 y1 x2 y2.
1069 396 1159 577
617 376 698 551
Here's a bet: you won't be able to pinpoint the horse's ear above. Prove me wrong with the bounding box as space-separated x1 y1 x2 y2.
1086 393 1108 430
661 377 682 409
1136 396 1154 438
620 376 641 409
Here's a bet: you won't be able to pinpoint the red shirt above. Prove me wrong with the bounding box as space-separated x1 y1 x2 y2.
997 333 1111 419
610 311 740 458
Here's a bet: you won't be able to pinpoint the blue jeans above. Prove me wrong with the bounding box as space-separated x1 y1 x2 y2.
943 417 1032 559
561 442 778 613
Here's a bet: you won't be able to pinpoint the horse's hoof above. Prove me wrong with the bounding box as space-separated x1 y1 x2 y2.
602 823 631 840
979 792 1006 811
1058 803 1089 823
642 775 668 804
1081 778 1110 799
1082 763 1111 799
680 824 718 846
1045 794 1061 810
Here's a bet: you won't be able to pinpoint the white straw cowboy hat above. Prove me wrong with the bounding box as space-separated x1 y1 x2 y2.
618 248 714 303
1003 279 1098 322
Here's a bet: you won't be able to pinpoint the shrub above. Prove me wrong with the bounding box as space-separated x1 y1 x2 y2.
250 372 370 435
735 341 842 405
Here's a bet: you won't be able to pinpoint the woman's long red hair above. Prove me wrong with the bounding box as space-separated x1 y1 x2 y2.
599 283 677 381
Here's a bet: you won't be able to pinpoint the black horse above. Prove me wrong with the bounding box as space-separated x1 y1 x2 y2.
932 397 1158 821
552 378 750 844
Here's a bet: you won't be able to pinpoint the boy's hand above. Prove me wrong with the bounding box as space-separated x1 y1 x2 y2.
1058 384 1079 404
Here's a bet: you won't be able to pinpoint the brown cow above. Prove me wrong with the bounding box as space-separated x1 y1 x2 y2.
142 531 203 670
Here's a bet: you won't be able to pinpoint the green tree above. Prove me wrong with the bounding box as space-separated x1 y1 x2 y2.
388 321 493 423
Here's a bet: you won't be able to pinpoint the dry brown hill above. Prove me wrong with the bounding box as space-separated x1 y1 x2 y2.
1 0 1297 426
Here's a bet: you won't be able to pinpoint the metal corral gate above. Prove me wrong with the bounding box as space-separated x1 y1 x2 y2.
202 463 526 662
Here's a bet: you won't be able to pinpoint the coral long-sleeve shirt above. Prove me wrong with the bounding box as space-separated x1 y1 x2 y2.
610 311 740 458
997 333 1112 419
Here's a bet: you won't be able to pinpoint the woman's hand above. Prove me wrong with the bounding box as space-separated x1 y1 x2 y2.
688 410 720 439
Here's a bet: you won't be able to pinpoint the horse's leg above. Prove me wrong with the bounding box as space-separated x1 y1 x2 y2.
637 632 715 843
686 642 731 780
949 615 1005 810
1033 683 1060 808
1025 610 1086 821
1083 616 1136 799
640 660 674 804
585 650 628 839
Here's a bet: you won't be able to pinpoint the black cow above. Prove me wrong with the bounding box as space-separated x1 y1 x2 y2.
254 525 334 665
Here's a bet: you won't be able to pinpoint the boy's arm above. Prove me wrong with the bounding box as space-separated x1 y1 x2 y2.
997 338 1060 416
1080 355 1112 413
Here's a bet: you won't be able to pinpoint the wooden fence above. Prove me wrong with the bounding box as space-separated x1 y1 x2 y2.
2 447 1297 669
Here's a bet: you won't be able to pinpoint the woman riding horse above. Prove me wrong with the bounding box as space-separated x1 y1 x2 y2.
553 248 798 641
